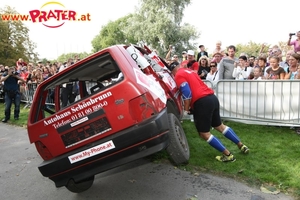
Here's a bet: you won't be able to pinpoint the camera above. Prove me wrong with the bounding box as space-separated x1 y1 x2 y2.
289 33 296 37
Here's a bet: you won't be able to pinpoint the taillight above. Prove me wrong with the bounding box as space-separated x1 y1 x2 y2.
129 93 157 122
35 141 53 160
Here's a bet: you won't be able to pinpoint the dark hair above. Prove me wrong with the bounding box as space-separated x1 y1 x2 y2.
169 61 179 71
258 56 267 63
290 53 300 61
250 56 256 59
269 56 280 62
210 61 217 66
227 45 236 51
199 45 204 48
239 55 247 61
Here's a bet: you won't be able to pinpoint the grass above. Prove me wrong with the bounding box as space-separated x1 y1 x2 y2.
151 120 300 199
1 102 300 199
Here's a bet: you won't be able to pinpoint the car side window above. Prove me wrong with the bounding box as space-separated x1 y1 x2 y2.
30 53 123 123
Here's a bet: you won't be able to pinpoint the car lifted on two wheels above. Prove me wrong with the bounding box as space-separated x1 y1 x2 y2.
27 44 189 193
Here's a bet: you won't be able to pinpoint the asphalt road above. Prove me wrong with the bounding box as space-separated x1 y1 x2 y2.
0 124 295 200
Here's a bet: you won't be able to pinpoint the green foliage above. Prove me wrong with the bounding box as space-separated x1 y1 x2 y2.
56 52 90 63
91 0 199 56
129 0 199 56
183 120 300 198
235 41 267 57
0 6 38 66
91 14 137 52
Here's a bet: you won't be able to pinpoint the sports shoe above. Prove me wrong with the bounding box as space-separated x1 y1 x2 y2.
240 145 249 154
215 154 236 162
2 118 9 123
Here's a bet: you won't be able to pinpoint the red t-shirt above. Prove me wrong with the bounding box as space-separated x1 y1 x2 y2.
175 68 214 107
188 60 199 72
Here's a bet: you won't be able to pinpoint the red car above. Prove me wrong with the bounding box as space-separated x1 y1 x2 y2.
27 44 189 193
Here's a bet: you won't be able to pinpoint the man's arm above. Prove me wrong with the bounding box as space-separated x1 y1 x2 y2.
165 45 172 60
287 35 292 46
218 59 224 80
179 82 192 111
16 75 26 83
1 74 10 82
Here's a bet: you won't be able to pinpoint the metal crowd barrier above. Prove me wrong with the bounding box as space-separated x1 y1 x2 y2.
214 80 300 127
20 83 38 108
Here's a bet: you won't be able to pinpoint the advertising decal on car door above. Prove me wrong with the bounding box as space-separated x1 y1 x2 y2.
43 91 113 129
133 68 167 104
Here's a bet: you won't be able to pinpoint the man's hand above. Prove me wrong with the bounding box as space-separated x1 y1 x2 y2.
182 110 191 120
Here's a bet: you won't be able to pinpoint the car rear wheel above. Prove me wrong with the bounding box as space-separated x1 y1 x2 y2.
65 176 94 193
166 113 190 165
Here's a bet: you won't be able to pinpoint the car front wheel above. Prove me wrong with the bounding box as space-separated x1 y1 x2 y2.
166 113 190 165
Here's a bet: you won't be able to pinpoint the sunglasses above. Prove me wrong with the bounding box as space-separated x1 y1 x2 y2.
210 65 216 67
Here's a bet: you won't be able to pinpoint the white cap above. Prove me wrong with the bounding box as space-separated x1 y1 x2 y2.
187 50 194 56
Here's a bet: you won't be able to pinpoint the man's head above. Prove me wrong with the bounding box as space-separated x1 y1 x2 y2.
238 55 247 67
172 55 179 62
199 45 205 52
209 61 218 72
212 52 222 63
227 45 236 58
187 50 195 61
285 50 295 61
182 51 187 58
169 61 180 75
258 56 267 67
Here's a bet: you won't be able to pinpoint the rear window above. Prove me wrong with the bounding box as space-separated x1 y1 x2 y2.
30 53 123 123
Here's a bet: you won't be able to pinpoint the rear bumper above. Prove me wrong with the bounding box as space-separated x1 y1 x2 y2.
38 109 170 187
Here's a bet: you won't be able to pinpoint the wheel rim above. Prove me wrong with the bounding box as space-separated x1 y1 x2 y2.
174 122 188 151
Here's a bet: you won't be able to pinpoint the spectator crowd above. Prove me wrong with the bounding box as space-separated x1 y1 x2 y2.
164 31 300 82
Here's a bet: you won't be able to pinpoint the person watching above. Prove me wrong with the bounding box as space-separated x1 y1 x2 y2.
212 41 226 57
285 53 300 80
197 45 208 61
232 56 250 80
252 67 263 80
287 31 300 54
198 56 210 80
218 45 238 79
1 66 25 122
181 51 187 61
265 56 286 79
206 61 219 82
186 50 199 73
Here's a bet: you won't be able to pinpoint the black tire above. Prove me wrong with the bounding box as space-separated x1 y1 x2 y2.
65 176 94 193
166 113 190 165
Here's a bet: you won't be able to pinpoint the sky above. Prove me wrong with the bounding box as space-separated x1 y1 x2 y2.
1 0 298 60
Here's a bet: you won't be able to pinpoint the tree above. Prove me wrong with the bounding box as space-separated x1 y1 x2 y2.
91 14 137 52
56 52 90 63
0 6 38 66
277 41 293 55
235 41 268 58
129 0 199 56
91 0 199 56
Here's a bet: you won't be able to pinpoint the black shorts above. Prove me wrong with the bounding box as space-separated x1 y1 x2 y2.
193 94 222 132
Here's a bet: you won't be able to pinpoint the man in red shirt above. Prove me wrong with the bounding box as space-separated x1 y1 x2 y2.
186 50 199 73
169 62 249 162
